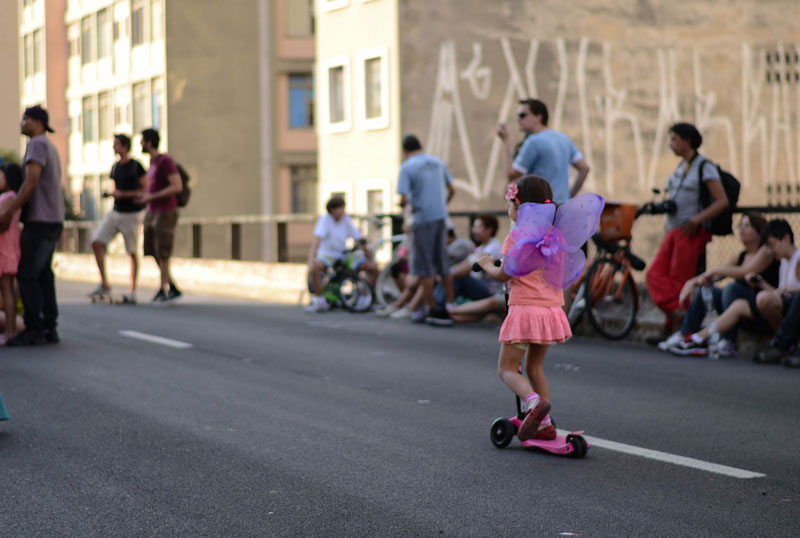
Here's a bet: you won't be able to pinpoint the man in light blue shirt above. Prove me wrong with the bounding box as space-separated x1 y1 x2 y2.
497 98 591 204
397 134 456 326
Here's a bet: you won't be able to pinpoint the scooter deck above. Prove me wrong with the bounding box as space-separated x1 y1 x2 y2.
510 416 589 455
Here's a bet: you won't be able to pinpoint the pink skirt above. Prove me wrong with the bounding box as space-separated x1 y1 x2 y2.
499 304 572 345
0 253 18 276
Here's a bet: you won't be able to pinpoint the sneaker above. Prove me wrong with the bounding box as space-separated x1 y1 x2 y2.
410 308 427 324
717 338 737 358
532 423 557 441
5 330 46 347
425 306 454 327
151 289 168 304
657 331 685 352
166 286 182 302
120 294 137 305
753 341 789 364
669 338 708 357
375 304 399 317
43 329 60 344
389 306 412 319
304 296 329 313
782 349 800 368
88 284 110 298
518 398 552 442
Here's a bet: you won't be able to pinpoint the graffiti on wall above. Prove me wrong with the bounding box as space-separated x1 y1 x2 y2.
427 38 800 202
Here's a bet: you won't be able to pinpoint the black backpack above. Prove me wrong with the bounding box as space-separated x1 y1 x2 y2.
175 163 191 208
698 158 740 236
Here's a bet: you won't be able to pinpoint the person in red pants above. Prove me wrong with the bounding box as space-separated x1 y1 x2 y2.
646 123 729 342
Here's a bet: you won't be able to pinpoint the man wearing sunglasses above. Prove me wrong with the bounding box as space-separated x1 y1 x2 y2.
497 98 590 204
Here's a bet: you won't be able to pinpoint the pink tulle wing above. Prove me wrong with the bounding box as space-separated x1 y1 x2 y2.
543 249 587 289
553 193 605 252
504 239 548 277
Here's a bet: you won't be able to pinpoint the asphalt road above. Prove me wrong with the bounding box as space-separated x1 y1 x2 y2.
0 282 798 537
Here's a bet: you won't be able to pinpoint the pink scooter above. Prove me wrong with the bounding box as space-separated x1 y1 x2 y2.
490 395 589 457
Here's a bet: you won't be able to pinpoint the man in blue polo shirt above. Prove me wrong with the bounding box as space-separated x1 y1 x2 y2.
497 98 591 203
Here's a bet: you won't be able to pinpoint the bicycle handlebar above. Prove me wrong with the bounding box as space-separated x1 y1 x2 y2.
472 259 502 272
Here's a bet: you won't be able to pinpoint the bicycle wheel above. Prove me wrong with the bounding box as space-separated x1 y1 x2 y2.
375 261 402 306
338 275 375 313
566 280 586 329
585 258 637 340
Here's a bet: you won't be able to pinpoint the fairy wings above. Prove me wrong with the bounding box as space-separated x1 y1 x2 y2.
504 193 606 289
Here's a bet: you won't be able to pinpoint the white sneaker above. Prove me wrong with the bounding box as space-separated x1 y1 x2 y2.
375 304 399 317
304 297 329 313
657 331 684 352
389 306 412 319
717 338 737 358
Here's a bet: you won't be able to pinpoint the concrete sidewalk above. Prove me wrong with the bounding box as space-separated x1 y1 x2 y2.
53 253 310 305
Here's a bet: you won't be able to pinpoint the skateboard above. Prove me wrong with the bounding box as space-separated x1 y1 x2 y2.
89 293 136 305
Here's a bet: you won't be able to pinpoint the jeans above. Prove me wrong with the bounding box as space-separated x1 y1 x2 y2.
775 293 800 350
434 276 492 306
681 281 763 340
18 222 63 334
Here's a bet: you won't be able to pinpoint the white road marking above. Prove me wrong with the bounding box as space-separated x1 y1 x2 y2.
560 430 766 479
119 330 193 349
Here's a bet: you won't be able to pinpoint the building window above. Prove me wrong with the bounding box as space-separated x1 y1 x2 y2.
357 47 389 130
132 82 148 133
23 34 32 79
150 0 163 41
82 96 96 143
131 0 145 46
290 165 317 214
81 16 94 65
289 73 314 129
151 77 165 131
32 29 43 74
286 0 314 37
366 188 384 241
81 175 99 220
321 57 350 133
97 8 111 59
98 92 112 141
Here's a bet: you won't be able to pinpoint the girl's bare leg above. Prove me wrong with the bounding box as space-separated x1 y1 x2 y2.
497 343 532 399
525 344 550 402
0 275 16 339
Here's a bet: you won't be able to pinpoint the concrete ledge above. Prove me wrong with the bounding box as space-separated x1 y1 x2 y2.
53 253 310 305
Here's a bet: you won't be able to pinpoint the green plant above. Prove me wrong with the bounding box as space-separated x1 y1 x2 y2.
0 148 20 164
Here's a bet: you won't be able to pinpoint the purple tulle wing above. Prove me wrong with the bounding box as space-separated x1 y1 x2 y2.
509 202 557 244
553 193 605 252
543 249 587 289
504 239 548 277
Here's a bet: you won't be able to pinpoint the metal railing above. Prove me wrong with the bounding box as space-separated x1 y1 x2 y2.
57 205 800 266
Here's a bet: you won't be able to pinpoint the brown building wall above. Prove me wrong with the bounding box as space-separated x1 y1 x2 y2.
399 0 800 212
0 1 20 155
44 0 68 188
165 0 264 259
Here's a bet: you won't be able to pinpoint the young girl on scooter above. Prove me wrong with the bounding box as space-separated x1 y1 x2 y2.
478 175 603 441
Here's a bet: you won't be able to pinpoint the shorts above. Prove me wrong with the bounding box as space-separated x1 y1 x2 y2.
409 219 449 278
143 210 178 259
92 209 142 254
317 251 366 271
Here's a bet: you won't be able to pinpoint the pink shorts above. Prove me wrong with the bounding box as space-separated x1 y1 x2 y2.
0 254 18 276
499 304 572 345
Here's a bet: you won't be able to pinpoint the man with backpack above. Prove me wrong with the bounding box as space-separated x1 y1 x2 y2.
646 123 731 339
136 128 183 304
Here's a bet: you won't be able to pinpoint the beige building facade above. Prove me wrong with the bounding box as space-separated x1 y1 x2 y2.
0 1 21 156
317 0 800 218
17 0 317 261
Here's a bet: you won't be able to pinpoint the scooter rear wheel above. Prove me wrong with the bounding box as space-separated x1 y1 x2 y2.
490 417 515 449
568 435 588 458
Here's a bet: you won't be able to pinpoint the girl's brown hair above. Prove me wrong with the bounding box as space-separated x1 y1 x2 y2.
742 211 767 235
513 174 554 205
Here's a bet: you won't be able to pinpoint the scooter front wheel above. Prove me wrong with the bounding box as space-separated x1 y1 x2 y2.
490 417 515 449
568 435 588 458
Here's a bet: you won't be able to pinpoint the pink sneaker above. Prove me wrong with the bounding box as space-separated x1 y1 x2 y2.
532 423 557 441
517 398 551 441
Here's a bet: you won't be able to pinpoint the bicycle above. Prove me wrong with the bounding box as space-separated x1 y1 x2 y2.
567 192 672 339
307 250 375 313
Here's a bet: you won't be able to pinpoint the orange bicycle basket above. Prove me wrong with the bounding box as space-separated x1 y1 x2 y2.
599 203 637 242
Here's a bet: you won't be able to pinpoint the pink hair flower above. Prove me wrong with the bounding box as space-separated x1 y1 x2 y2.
505 183 520 203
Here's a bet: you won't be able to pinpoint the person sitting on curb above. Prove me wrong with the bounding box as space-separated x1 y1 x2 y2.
306 197 378 313
657 212 778 356
670 219 799 357
751 219 800 366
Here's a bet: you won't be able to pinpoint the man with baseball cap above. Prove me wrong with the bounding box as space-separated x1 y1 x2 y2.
0 105 65 346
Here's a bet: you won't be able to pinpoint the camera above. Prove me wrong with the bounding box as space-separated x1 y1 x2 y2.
641 199 677 215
